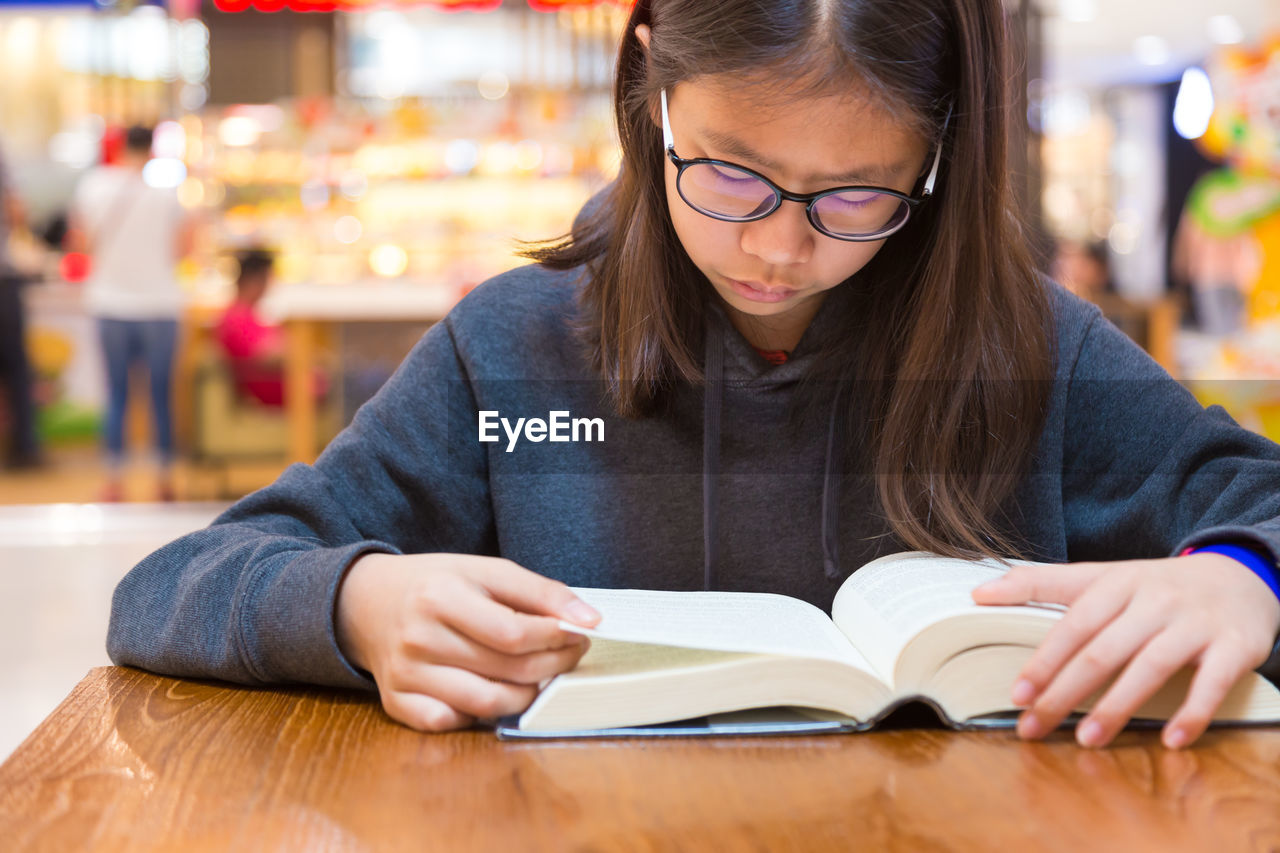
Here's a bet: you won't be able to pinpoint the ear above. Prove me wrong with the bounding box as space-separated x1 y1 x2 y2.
633 24 662 130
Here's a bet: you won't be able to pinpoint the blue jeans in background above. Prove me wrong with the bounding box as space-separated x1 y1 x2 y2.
97 317 178 468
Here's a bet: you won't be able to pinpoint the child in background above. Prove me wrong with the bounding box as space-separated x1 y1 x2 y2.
215 249 328 407
216 249 286 406
109 0 1280 750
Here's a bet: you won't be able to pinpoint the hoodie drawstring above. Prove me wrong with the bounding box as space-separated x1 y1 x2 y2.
821 384 845 580
702 321 724 591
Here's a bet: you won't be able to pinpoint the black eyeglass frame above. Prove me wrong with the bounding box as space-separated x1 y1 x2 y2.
659 88 947 243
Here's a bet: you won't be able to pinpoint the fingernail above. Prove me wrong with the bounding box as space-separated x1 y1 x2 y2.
1017 713 1044 739
1077 719 1103 748
565 600 600 625
1011 679 1036 706
1164 728 1188 749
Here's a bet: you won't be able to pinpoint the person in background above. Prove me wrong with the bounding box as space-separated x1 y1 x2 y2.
1053 240 1111 304
1054 240 1177 367
0 139 43 470
1172 206 1260 336
67 125 197 502
215 248 327 407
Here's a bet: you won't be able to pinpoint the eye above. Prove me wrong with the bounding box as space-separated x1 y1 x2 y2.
823 192 880 210
707 163 758 185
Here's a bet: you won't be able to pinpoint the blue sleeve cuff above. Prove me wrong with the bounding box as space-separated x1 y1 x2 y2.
1188 543 1280 604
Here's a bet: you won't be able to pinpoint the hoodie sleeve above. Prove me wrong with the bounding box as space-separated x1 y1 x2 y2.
1060 308 1280 564
106 317 497 690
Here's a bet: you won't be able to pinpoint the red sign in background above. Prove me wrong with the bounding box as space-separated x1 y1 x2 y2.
211 0 633 11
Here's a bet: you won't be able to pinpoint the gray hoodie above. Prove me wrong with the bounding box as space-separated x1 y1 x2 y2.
107 263 1280 690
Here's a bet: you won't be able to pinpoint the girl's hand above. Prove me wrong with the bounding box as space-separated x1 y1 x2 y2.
335 552 600 732
971 553 1280 749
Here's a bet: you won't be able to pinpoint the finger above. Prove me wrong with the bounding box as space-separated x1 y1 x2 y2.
1162 642 1256 749
1011 573 1132 707
388 662 539 721
467 639 590 685
971 563 1104 607
441 591 591 655
1017 597 1163 739
382 690 476 733
406 620 590 684
474 559 601 627
1071 629 1206 748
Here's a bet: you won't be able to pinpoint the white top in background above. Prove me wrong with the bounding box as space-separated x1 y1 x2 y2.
71 165 184 320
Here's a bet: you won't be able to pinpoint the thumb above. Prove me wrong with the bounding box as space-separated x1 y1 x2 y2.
971 563 1099 606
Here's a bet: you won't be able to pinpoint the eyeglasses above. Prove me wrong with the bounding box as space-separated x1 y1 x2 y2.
660 89 945 242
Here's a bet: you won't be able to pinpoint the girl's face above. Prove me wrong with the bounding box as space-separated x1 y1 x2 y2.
661 76 930 347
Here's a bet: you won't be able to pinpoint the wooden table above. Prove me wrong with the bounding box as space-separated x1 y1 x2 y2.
262 282 458 464
2 667 1279 851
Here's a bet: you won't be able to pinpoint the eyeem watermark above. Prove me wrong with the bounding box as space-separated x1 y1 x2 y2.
478 410 604 452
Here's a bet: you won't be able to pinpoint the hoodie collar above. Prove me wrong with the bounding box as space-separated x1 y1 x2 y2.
704 282 854 385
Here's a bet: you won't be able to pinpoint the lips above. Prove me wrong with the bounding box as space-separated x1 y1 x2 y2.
729 278 797 295
725 277 801 304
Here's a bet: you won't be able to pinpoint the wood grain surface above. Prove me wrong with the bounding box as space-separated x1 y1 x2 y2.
2 667 1279 852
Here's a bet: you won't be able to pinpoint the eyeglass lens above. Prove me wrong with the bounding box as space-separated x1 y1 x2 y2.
678 161 910 238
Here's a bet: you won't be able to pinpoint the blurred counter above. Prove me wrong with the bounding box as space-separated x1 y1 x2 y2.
255 281 459 462
256 279 459 323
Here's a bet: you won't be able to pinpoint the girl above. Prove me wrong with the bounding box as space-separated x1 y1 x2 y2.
108 0 1280 750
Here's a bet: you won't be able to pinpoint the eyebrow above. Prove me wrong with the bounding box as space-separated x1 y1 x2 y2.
697 126 909 187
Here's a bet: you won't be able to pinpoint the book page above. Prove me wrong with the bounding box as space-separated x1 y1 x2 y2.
562 587 878 674
569 638 761 679
830 552 1065 681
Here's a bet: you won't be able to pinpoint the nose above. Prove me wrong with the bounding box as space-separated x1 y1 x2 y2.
738 199 814 266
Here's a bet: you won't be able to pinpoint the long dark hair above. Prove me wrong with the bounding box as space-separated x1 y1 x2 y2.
521 0 1055 560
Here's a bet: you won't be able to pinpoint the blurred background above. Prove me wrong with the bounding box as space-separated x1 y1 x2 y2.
0 0 1277 502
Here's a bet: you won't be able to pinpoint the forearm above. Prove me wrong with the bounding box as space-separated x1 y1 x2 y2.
106 457 408 687
64 221 88 254
3 194 22 231
107 518 398 689
176 214 198 259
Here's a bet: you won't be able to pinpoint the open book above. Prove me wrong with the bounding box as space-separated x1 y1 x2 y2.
497 552 1280 738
